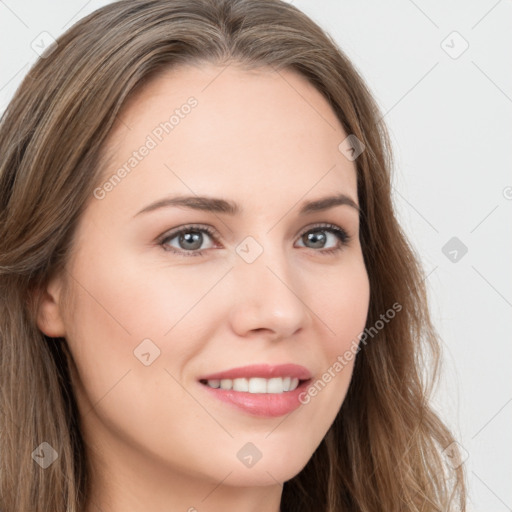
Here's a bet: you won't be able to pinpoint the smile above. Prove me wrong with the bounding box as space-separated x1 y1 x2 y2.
200 376 302 394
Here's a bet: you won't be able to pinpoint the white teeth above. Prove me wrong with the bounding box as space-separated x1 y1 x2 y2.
249 377 267 393
266 377 283 393
205 376 301 393
233 378 249 392
220 379 232 390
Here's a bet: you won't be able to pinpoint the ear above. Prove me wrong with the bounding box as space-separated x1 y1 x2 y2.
34 275 67 338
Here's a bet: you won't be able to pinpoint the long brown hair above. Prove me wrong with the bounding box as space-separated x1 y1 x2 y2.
0 1 467 510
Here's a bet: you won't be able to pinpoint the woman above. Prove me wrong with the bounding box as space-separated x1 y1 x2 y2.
0 0 467 511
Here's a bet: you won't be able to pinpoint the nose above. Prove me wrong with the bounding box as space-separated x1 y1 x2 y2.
227 241 311 340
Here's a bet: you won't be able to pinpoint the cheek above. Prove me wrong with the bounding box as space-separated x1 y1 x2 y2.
61 251 206 462
300 256 370 402
311 255 370 350
59 249 172 409
62 249 228 409
68 250 210 341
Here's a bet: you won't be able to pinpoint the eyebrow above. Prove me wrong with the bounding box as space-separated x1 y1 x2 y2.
134 193 360 218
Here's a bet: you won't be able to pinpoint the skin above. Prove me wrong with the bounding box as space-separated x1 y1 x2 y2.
36 63 370 512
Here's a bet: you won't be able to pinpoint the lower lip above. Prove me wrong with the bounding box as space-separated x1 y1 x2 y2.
198 380 311 417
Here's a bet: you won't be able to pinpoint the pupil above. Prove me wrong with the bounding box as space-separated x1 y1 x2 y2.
306 231 325 248
181 232 202 250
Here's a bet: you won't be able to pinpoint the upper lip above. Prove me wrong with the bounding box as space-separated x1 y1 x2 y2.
198 364 312 382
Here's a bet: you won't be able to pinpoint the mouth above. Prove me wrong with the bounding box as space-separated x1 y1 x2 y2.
199 376 311 394
196 363 313 417
197 377 312 418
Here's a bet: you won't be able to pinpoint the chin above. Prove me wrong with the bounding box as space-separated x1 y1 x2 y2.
213 448 312 487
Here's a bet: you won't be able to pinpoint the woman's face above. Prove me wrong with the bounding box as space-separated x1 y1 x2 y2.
38 63 370 498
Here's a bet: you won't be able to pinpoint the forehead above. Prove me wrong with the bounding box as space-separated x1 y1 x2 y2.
94 63 358 218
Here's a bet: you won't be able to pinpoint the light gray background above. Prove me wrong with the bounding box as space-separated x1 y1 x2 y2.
1 1 510 510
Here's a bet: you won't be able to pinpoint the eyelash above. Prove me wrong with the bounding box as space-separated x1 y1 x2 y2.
158 223 352 258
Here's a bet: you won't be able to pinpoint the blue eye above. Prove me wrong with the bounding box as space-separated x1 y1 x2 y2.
296 224 350 254
159 224 217 257
159 223 351 257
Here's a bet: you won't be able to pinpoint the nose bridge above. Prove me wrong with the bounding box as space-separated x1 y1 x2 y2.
228 233 310 337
